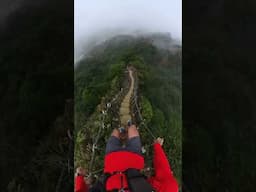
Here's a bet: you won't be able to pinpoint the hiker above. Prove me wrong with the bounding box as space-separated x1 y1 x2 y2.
104 124 178 192
75 167 89 192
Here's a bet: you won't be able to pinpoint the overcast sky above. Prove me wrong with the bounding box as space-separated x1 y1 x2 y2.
75 0 182 62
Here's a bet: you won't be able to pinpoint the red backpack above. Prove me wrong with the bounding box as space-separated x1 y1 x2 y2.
103 168 155 192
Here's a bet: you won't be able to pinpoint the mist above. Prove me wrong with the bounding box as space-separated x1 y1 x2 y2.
75 0 182 63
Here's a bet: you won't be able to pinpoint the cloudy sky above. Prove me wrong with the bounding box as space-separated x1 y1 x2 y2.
75 0 182 61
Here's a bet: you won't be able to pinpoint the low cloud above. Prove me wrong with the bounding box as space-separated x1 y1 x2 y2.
75 0 182 63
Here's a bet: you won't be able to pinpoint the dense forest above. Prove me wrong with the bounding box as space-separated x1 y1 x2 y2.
0 0 73 191
74 34 182 184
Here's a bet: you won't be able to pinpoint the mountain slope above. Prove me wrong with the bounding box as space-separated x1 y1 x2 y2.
75 33 182 183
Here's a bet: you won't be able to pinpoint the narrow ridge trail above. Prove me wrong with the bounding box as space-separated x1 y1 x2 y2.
119 68 134 126
87 68 136 174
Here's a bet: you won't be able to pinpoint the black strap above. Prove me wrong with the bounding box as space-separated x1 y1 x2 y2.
103 173 112 189
125 169 156 192
106 188 129 192
120 174 124 189
104 169 154 192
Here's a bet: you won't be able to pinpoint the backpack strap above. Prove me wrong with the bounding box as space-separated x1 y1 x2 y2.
104 169 155 192
103 171 129 192
125 169 156 192
103 172 112 190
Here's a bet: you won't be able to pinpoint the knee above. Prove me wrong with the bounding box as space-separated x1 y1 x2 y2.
128 125 139 138
111 129 120 138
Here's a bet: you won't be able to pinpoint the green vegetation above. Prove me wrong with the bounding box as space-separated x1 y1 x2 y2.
74 51 126 170
141 96 153 124
124 40 182 183
75 34 182 184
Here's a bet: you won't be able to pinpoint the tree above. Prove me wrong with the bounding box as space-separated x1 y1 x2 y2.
141 96 153 124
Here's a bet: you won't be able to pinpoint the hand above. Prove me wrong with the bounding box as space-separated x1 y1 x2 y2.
155 137 164 146
76 167 86 176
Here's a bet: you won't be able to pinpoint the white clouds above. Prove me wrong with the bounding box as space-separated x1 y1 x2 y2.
75 0 182 62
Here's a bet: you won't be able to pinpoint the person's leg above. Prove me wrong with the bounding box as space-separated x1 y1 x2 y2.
111 128 120 138
105 129 122 154
126 125 142 155
127 125 139 139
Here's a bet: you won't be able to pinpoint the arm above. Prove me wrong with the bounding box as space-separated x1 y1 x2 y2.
150 138 179 191
75 176 88 192
153 142 173 179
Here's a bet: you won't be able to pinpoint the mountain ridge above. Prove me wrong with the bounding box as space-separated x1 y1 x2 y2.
76 32 181 65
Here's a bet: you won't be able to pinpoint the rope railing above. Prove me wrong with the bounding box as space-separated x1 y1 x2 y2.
86 67 156 177
87 70 131 176
88 113 105 173
130 68 156 140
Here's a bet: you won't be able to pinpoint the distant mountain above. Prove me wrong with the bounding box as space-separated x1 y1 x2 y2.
143 32 181 51
75 32 181 65
104 32 181 51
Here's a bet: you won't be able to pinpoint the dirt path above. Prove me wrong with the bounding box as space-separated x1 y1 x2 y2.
119 69 134 126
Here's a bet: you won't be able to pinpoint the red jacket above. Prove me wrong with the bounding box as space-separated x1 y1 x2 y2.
148 143 179 192
75 175 88 192
104 143 178 192
104 151 144 190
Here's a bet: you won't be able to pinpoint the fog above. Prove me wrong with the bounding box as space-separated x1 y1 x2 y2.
75 0 182 63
